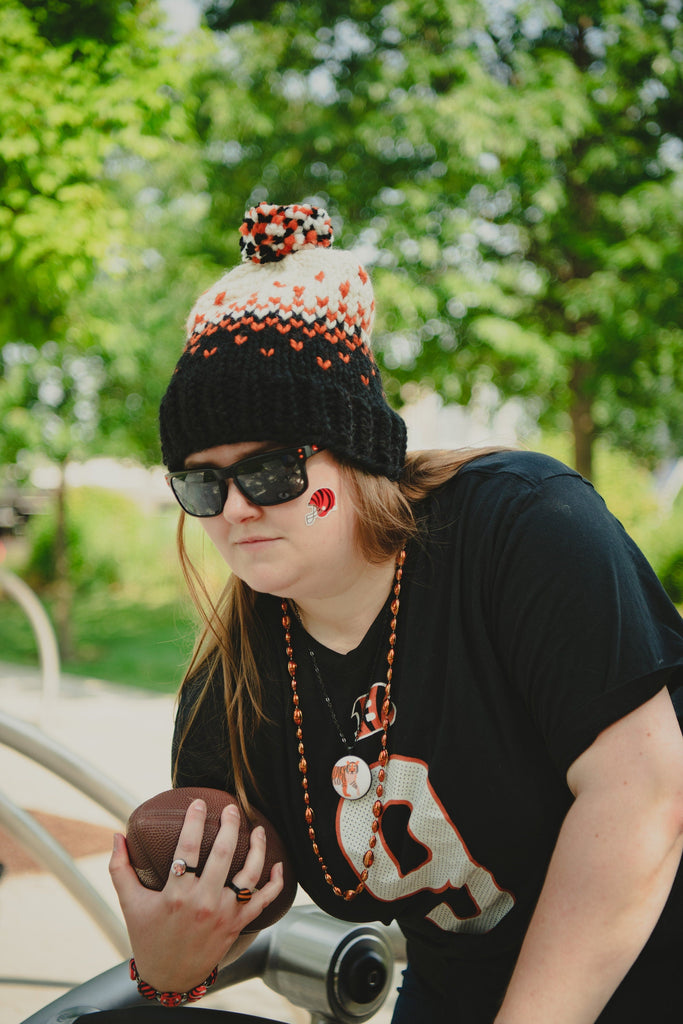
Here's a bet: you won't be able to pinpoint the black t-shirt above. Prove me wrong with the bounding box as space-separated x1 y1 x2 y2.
174 452 683 1022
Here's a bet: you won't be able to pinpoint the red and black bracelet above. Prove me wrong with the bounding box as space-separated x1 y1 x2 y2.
129 958 218 1007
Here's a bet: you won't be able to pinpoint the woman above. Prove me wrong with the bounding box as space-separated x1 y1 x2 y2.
110 203 683 1023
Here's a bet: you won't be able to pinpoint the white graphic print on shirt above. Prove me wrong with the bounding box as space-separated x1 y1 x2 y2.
336 755 515 933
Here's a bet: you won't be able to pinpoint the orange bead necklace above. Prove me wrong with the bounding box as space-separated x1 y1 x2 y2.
280 548 405 901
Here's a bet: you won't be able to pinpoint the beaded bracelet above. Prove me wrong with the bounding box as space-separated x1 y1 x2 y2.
129 957 218 1007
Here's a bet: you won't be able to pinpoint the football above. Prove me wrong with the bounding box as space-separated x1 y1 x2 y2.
125 787 297 932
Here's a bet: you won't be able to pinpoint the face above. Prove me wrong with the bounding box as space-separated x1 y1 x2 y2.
183 441 362 602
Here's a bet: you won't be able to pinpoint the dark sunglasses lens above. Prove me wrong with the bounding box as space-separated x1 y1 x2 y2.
237 452 307 505
172 471 225 517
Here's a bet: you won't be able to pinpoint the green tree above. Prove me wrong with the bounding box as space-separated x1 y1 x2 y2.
462 0 683 478
0 0 195 652
190 0 683 479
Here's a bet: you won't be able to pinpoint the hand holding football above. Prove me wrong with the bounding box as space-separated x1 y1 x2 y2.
125 787 297 933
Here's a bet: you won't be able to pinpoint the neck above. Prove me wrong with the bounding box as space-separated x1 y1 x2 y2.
291 555 400 654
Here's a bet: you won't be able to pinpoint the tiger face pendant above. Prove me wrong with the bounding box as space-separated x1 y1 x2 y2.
331 754 372 800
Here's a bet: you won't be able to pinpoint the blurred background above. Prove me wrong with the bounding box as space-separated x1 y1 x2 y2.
1 0 682 691
1 3 682 1020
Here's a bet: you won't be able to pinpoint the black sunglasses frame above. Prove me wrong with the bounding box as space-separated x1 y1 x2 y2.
166 444 325 517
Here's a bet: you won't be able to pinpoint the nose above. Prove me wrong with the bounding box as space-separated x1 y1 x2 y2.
220 480 262 523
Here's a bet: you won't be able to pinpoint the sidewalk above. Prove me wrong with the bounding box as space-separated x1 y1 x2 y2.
0 664 399 1024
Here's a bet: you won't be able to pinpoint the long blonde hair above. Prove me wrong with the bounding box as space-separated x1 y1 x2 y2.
172 447 501 806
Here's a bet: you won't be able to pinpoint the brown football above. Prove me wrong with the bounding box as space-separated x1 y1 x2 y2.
125 787 297 933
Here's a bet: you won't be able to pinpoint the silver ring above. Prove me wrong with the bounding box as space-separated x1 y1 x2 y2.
171 858 198 877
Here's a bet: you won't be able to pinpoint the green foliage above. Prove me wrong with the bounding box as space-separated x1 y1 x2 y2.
629 488 683 605
1 0 683 631
14 476 231 602
23 486 129 590
0 0 196 472
18 0 135 46
0 481 231 686
1 342 106 464
0 589 194 690
0 0 174 338
658 548 683 604
19 483 188 595
1 481 195 686
185 0 683 479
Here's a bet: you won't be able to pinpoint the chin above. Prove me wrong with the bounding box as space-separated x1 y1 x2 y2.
238 568 299 598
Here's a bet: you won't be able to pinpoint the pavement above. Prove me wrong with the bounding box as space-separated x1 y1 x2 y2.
0 663 400 1024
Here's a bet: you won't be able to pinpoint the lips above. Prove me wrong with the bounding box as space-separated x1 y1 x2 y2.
235 536 279 545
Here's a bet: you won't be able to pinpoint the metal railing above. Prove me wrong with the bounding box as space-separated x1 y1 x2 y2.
0 567 402 1023
19 908 398 1024
0 710 135 956
1 563 133 954
2 709 401 1023
0 565 60 701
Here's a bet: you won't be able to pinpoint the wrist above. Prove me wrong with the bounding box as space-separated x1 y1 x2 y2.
129 958 218 1007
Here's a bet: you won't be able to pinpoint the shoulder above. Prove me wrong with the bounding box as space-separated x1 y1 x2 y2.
175 659 226 735
427 449 594 527
455 449 583 489
173 658 232 790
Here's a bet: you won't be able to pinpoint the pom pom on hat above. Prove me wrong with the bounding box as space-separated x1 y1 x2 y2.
159 201 407 478
239 203 333 264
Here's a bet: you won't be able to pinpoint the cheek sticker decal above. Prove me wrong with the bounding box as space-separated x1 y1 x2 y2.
305 487 337 525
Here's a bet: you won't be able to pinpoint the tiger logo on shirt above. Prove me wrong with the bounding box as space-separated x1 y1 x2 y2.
352 682 397 740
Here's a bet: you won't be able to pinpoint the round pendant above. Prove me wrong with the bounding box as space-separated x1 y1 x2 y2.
331 754 372 800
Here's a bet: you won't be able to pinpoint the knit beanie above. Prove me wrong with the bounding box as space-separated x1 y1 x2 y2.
159 202 407 479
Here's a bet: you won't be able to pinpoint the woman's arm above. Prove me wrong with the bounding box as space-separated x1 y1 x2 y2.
109 798 284 995
495 687 683 1024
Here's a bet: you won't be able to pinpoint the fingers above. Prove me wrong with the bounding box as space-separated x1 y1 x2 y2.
226 860 284 934
169 797 208 879
196 803 244 888
223 820 266 906
111 800 288 995
109 832 145 906
226 829 285 928
255 859 285 906
162 801 281 941
235 820 267 884
117 796 283 925
198 805 285 924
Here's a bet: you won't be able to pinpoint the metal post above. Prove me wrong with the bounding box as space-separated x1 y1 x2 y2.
0 711 136 823
0 790 130 956
0 566 60 702
0 711 138 956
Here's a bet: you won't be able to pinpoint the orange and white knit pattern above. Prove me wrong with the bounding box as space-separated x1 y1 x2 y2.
182 204 377 385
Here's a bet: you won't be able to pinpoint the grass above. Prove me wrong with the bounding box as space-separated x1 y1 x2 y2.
0 589 197 692
0 484 229 692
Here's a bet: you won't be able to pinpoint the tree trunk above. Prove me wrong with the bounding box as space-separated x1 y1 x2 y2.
53 462 76 661
569 361 595 481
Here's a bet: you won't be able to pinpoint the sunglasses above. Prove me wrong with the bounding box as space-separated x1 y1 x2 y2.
166 444 325 517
